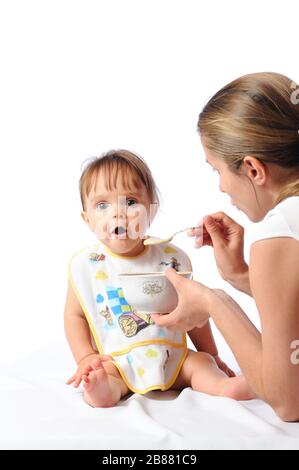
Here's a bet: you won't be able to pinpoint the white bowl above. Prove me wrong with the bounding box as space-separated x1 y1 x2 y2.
118 271 193 314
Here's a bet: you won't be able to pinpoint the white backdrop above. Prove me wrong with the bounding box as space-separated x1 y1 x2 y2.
0 0 298 366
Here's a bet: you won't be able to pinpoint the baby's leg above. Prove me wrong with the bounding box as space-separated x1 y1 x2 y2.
172 350 256 400
82 360 130 408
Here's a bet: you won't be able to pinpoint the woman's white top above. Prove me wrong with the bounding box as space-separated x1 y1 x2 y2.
251 196 299 244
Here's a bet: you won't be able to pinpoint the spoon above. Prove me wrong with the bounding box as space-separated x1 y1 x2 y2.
144 226 196 246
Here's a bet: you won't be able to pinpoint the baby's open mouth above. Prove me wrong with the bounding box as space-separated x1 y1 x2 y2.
111 226 127 238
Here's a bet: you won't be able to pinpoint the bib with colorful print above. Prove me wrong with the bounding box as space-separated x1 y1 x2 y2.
68 242 192 394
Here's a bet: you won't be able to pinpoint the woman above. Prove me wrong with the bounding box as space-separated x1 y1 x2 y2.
152 72 299 422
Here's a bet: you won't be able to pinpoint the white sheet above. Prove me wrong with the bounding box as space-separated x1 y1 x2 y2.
0 339 299 450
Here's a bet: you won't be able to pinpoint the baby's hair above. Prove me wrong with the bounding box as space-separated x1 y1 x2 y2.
198 72 299 204
79 149 160 210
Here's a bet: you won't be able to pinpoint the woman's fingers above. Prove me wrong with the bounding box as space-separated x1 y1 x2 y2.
206 211 238 227
205 212 244 238
187 218 226 249
187 226 203 237
194 232 213 248
189 212 240 241
152 310 200 331
151 311 179 329
203 215 227 245
152 273 212 332
165 268 185 290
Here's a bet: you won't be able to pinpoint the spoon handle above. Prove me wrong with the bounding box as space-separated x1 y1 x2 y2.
173 226 196 237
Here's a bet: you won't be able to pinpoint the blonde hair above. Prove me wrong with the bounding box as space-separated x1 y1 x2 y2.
197 72 299 204
79 149 160 210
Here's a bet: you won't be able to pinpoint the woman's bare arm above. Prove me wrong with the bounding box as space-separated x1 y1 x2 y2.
206 289 264 394
64 280 97 364
154 236 299 421
248 237 299 421
208 237 299 421
225 265 252 297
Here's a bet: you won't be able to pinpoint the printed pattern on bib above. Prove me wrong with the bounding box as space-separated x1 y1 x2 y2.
69 242 192 393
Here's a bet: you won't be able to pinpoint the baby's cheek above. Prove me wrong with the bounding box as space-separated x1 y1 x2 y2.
93 217 109 240
127 205 148 234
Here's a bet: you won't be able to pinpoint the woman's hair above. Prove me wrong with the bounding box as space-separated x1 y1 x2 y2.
197 72 299 204
79 149 160 210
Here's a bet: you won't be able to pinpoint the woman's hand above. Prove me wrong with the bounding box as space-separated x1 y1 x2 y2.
66 353 112 388
151 268 213 331
188 212 249 288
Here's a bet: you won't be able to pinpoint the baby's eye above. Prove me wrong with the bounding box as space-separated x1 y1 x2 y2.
96 202 109 211
126 198 137 207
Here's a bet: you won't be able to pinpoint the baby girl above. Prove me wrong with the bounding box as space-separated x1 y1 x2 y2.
64 149 255 407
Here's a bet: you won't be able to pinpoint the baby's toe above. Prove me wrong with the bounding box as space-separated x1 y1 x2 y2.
91 358 103 369
83 371 97 391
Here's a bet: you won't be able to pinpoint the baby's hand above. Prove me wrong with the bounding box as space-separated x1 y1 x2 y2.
214 355 236 378
66 353 112 388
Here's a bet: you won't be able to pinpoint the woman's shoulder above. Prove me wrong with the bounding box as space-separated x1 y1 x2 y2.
251 196 299 244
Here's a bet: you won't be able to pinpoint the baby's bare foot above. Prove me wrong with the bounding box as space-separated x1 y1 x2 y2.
82 367 122 408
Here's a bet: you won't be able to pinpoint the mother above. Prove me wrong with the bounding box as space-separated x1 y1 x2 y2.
153 72 299 422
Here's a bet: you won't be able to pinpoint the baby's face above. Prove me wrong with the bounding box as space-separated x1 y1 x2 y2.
82 170 153 256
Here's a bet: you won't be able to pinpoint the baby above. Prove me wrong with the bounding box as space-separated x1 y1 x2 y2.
64 149 255 407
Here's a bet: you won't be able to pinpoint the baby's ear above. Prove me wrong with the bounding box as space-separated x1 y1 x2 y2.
81 211 89 225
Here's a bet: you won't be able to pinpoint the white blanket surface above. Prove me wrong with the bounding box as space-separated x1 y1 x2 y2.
0 340 299 450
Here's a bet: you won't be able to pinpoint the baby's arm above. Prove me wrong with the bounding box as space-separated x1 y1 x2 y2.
64 280 97 363
179 253 220 355
188 323 235 377
64 281 104 386
188 322 218 357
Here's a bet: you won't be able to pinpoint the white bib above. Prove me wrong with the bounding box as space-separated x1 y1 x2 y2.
69 242 192 394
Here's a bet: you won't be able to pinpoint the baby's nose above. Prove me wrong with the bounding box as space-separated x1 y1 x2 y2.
111 202 126 219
